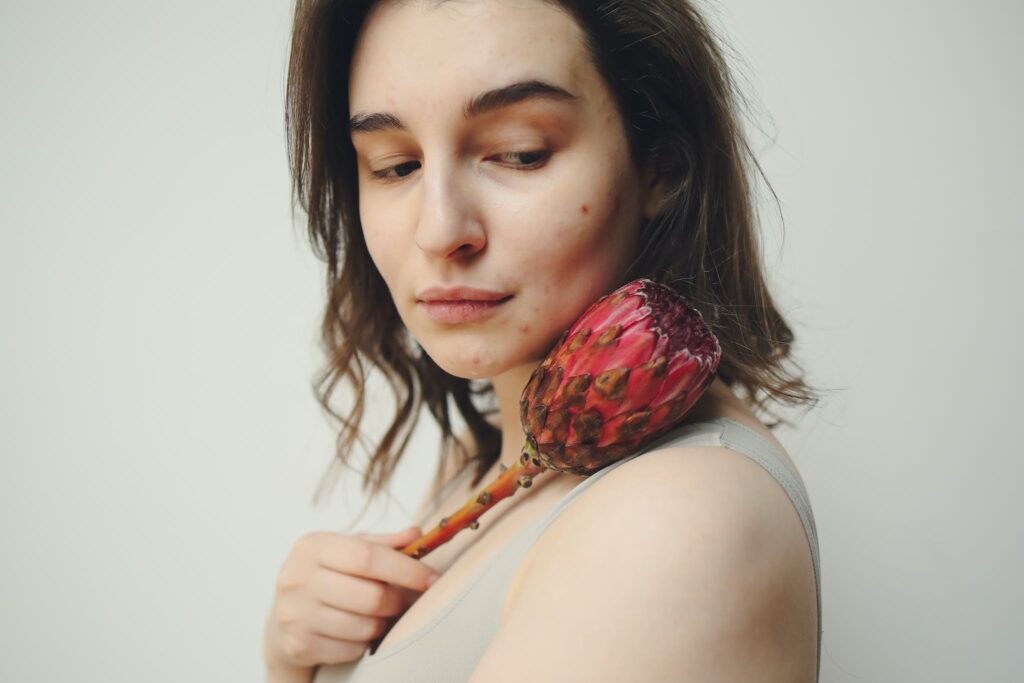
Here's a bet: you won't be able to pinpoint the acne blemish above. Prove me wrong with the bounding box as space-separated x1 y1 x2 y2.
519 323 530 334
580 204 589 214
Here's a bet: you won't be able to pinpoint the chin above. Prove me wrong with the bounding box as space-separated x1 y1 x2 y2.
413 318 560 380
424 346 506 380
428 341 548 382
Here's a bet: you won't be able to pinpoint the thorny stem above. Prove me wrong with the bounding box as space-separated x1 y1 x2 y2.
367 440 547 655
401 439 547 559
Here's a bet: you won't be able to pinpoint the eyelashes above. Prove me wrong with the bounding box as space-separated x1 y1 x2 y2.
368 150 552 184
371 160 421 181
491 150 550 167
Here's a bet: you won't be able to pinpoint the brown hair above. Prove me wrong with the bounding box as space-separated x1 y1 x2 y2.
285 0 826 514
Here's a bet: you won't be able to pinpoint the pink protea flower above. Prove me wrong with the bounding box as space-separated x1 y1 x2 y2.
402 278 721 559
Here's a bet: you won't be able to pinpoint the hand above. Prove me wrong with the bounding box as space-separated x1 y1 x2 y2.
263 527 440 672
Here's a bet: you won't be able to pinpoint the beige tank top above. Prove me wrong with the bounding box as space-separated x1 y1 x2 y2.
313 417 822 682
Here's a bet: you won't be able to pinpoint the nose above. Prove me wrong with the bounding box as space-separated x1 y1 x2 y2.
413 164 486 261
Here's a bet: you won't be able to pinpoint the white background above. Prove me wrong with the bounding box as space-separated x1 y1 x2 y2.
2 1 1021 681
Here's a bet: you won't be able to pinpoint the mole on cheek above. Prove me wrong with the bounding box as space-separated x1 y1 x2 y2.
580 204 589 214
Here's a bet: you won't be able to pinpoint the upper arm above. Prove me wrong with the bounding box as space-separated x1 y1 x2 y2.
469 444 818 683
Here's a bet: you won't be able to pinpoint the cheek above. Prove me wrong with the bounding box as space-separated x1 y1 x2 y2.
361 227 384 270
360 204 398 278
534 185 628 263
520 181 637 325
361 228 403 300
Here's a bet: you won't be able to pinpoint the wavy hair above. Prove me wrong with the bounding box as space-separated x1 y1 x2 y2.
285 0 825 515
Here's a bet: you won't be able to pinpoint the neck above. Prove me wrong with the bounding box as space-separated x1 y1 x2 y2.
487 360 541 466
478 365 736 489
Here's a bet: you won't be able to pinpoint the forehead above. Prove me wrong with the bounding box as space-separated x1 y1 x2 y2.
349 0 591 116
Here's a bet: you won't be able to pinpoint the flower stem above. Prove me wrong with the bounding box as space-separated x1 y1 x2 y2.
368 441 548 655
401 440 546 559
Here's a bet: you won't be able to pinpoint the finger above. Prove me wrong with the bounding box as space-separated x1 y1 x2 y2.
316 571 408 617
304 631 368 666
324 536 438 592
314 602 390 642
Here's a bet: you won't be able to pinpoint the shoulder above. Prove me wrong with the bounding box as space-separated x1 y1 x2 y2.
525 435 813 577
471 439 818 682
520 440 814 604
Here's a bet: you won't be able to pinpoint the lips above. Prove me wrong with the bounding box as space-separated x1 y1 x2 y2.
415 285 513 323
417 286 511 303
419 295 512 324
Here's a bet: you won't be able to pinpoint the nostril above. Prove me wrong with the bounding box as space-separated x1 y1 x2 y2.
449 240 484 259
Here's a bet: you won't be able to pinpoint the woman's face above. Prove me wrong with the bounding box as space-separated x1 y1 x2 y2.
349 0 662 379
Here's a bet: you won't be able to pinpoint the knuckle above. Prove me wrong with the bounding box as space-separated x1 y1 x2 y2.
273 601 298 627
274 568 298 593
295 531 323 554
276 560 311 594
281 634 311 662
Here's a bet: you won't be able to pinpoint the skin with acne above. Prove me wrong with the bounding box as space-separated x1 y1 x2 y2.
264 0 818 677
348 0 666 462
343 3 673 654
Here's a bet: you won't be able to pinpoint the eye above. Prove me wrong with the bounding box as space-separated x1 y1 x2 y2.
489 150 551 169
370 160 421 183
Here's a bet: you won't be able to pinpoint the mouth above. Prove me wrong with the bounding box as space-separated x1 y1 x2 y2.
419 295 513 324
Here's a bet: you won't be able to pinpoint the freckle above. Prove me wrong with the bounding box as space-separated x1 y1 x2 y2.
580 204 589 214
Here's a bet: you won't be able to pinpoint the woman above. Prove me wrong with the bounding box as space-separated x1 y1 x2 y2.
264 0 823 681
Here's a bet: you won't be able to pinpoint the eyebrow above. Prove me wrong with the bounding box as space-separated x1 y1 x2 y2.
349 79 578 134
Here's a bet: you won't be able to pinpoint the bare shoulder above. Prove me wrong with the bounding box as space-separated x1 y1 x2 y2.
519 438 817 600
472 437 818 682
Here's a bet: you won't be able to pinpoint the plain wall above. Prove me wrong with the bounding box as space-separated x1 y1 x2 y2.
1 1 1021 680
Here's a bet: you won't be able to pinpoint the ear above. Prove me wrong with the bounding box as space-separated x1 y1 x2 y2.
639 167 668 221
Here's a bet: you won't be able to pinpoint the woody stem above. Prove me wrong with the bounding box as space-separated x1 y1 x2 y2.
401 440 546 559
368 442 545 654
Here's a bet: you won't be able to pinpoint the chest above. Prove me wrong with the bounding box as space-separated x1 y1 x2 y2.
373 468 582 656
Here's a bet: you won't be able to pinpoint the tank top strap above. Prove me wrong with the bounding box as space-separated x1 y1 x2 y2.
514 416 822 681
358 417 822 683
